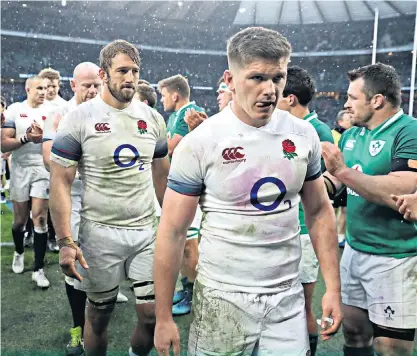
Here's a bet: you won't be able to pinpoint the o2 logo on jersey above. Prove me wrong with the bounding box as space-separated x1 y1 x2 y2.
113 144 144 171
250 177 291 212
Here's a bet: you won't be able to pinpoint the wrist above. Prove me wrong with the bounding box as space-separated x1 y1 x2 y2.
333 165 349 180
156 308 175 323
20 135 29 145
57 236 77 250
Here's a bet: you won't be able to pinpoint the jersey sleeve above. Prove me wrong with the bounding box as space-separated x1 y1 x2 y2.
392 121 417 171
167 134 205 196
305 126 322 181
50 111 82 167
173 111 190 138
153 110 168 159
2 103 18 129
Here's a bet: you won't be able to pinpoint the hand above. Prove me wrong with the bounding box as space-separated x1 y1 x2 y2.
27 122 43 144
319 291 343 341
321 142 347 177
391 189 417 221
1 152 11 159
59 245 89 282
154 319 180 356
185 108 208 132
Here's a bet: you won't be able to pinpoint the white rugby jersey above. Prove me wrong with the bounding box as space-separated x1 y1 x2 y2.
3 100 51 166
44 95 68 109
51 95 168 228
168 104 321 294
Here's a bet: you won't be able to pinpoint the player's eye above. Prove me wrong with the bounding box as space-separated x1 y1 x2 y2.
272 75 284 83
252 76 263 81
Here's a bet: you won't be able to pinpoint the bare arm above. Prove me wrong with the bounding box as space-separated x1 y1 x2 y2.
152 157 170 207
154 188 199 321
49 160 76 239
301 176 342 339
42 140 53 172
167 134 183 157
1 128 22 152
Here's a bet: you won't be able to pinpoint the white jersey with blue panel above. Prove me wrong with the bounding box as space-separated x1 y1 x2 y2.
3 100 51 167
168 104 322 294
51 95 168 228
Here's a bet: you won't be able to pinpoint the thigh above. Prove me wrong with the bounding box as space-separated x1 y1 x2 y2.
258 281 309 356
342 304 373 346
298 234 319 284
341 243 367 309
29 166 49 200
188 281 260 356
363 254 417 329
9 163 31 202
74 219 126 293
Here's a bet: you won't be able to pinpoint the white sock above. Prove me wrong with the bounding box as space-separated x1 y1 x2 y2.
129 347 139 356
338 234 345 243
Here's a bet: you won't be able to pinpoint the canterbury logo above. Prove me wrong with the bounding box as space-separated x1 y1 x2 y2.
20 114 28 118
95 123 110 132
222 147 246 164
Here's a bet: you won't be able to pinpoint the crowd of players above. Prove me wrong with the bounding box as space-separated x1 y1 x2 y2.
1 26 417 356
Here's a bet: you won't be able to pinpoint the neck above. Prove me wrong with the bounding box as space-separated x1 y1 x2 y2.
101 86 131 110
366 107 401 130
291 106 310 120
174 98 190 112
27 98 41 108
231 100 271 128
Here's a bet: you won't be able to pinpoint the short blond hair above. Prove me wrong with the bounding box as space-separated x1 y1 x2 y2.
157 75 190 99
39 67 61 82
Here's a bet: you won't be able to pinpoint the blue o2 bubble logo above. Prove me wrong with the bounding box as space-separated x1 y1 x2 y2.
250 177 289 212
113 144 144 170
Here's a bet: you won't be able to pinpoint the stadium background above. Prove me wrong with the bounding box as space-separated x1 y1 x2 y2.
1 1 416 355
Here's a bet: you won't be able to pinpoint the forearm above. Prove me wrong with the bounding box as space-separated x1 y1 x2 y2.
305 201 340 293
42 141 53 172
154 225 186 321
336 167 416 209
49 178 73 239
1 137 24 152
154 176 167 207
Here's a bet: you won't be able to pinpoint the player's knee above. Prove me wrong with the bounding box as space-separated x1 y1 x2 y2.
32 213 47 227
12 221 26 232
136 303 156 326
343 319 373 346
86 288 118 335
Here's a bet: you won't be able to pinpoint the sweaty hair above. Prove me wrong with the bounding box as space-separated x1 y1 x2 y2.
157 74 190 99
137 84 157 108
227 27 291 69
99 40 140 74
283 66 316 106
38 68 61 82
347 63 402 108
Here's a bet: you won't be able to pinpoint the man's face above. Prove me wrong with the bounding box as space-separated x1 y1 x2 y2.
72 71 102 105
102 53 139 104
160 87 176 112
344 78 373 127
27 78 48 105
46 79 60 101
225 57 289 123
338 112 353 130
217 88 233 111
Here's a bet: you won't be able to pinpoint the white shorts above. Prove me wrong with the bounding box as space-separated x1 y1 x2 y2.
299 234 319 284
9 161 49 202
74 218 156 303
341 243 417 329
188 280 309 355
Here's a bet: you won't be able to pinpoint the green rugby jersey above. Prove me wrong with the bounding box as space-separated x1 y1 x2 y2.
299 111 334 235
167 101 205 141
339 110 417 258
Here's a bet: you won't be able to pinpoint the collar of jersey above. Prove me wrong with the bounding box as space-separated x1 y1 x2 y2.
175 101 196 117
371 109 404 136
303 111 318 122
225 103 277 132
96 95 134 114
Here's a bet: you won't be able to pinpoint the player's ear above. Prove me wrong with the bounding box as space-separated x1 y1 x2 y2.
70 80 76 93
372 94 384 110
224 70 234 93
99 69 108 83
289 94 298 107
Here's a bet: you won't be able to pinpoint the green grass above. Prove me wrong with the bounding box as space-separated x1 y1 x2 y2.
1 205 415 355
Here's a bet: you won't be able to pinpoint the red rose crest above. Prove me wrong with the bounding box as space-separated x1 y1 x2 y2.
282 139 297 160
137 120 147 134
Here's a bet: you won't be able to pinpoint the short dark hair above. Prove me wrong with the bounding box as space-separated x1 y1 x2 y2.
283 66 316 106
138 79 151 86
39 67 61 82
99 40 140 73
137 84 157 108
157 74 190 99
347 63 401 108
227 27 291 68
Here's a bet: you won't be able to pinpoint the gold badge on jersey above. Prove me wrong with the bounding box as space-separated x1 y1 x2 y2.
369 140 385 157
